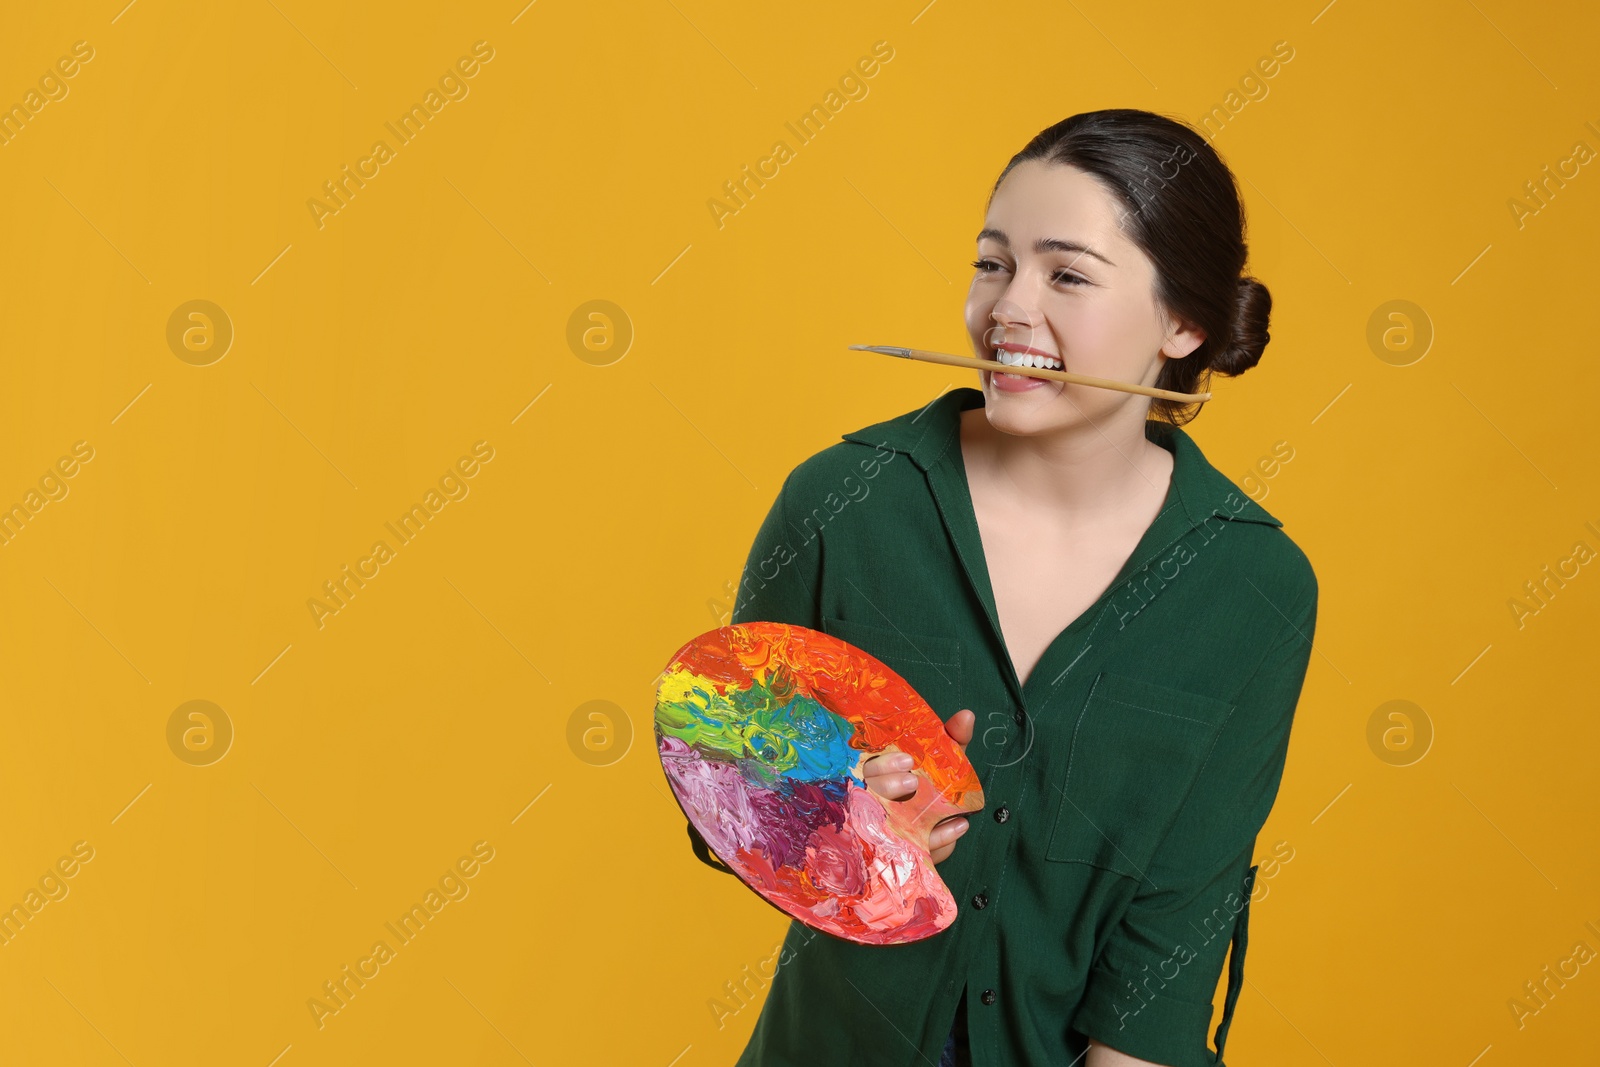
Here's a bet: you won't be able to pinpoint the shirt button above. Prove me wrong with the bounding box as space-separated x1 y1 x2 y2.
981 989 997 1005
994 806 1010 824
1013 709 1025 726
971 893 988 909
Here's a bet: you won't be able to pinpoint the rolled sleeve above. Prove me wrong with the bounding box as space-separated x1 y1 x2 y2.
1073 576 1319 1066
683 472 823 876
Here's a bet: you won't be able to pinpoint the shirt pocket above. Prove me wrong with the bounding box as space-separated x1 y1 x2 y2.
817 613 963 720
1044 670 1235 877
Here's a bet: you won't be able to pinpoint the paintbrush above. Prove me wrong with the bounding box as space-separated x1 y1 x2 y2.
847 345 1212 404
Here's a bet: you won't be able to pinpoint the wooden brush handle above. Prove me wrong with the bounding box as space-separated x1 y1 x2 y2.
870 347 1203 404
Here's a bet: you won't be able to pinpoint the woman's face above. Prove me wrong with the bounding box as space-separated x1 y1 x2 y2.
963 159 1205 436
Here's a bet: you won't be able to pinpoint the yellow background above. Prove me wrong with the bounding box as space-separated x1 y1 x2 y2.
1 0 1596 1064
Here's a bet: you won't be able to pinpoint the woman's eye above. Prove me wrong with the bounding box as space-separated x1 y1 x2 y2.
970 259 1085 286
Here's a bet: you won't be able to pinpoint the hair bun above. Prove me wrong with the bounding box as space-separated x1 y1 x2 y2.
1214 277 1272 377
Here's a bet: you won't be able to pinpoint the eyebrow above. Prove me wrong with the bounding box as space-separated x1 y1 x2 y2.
976 228 1116 268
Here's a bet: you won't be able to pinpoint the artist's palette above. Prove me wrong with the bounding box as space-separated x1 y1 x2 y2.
655 622 984 945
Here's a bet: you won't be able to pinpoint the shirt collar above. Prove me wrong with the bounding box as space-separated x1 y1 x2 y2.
840 387 1284 531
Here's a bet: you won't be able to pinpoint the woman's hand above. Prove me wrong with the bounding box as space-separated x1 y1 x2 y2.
861 709 976 863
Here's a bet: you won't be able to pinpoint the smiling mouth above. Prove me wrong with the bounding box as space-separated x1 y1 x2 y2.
984 343 1066 386
984 327 1065 374
990 348 1064 371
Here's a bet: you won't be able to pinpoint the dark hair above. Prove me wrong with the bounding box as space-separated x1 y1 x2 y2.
990 108 1270 426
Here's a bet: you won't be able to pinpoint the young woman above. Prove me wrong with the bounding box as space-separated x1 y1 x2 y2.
688 108 1319 1067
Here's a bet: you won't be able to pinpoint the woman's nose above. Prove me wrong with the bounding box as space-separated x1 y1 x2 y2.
991 289 1044 323
990 303 1043 340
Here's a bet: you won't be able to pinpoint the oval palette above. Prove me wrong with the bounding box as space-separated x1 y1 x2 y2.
655 621 984 945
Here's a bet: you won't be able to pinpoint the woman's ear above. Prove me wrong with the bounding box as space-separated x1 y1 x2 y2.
1160 314 1207 360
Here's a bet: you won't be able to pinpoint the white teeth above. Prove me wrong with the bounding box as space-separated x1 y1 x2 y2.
993 349 1063 370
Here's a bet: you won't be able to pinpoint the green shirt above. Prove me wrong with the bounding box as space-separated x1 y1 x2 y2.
686 387 1318 1067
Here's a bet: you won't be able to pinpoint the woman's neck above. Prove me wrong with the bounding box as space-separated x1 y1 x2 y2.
959 405 1174 524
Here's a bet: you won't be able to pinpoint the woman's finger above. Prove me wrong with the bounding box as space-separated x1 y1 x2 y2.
946 709 975 753
862 751 917 800
867 775 917 800
929 817 968 863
